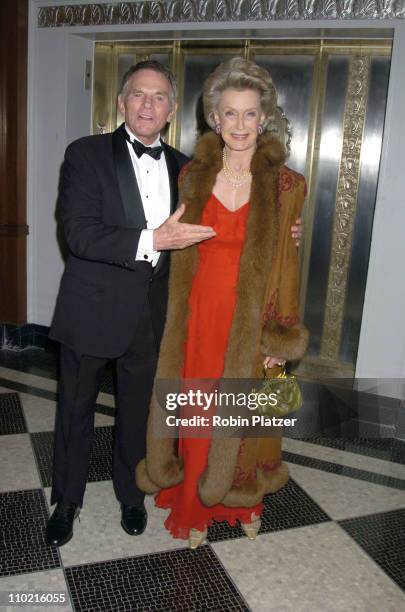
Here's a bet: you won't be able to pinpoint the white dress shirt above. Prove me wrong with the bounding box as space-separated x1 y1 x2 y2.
125 125 171 266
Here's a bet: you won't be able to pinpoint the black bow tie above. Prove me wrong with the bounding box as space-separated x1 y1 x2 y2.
128 136 163 160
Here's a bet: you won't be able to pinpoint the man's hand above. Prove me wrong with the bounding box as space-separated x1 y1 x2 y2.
291 217 303 247
153 204 216 251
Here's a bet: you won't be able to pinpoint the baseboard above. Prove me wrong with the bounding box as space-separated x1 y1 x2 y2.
287 379 405 441
0 323 57 351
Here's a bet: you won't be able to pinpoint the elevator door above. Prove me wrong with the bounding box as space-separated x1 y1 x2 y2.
93 40 391 379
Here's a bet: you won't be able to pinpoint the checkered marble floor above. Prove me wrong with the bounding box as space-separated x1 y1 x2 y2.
1 350 405 611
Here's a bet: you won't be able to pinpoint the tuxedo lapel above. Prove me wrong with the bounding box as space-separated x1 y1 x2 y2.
112 124 147 228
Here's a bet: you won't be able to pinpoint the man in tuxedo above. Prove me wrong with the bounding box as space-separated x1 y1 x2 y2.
46 60 215 546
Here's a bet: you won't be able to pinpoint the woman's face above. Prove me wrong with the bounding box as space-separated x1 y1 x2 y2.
214 88 265 152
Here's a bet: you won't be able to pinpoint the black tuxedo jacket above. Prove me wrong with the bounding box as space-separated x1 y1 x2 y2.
50 123 189 358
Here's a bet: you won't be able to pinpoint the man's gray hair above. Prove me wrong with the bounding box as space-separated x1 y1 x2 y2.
120 60 177 106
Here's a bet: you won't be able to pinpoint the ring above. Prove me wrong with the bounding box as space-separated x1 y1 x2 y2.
277 362 284 366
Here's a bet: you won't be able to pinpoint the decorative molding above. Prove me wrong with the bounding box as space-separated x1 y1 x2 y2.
38 1 405 27
320 54 371 361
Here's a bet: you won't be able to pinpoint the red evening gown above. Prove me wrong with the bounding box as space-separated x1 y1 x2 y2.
155 193 263 539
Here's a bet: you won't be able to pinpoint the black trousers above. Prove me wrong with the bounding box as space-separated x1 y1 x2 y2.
51 300 158 507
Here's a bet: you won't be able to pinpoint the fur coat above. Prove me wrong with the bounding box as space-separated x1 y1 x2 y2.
136 131 309 507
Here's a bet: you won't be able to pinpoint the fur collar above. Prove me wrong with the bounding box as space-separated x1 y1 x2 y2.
180 131 286 225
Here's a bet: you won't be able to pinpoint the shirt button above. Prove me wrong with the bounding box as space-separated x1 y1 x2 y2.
144 254 149 260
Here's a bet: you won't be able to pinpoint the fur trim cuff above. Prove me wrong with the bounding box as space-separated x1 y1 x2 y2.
135 459 160 494
261 321 309 362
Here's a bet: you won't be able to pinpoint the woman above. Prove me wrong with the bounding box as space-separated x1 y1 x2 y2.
136 58 309 548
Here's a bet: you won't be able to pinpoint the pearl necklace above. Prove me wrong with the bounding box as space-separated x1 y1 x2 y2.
222 148 252 188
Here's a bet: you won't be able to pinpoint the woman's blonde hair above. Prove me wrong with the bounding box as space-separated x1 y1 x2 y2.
203 57 277 130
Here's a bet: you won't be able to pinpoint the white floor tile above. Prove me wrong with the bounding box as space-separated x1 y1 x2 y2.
20 392 113 432
0 570 72 612
212 522 405 612
0 366 114 407
284 437 405 480
287 462 405 520
0 434 41 492
0 367 57 392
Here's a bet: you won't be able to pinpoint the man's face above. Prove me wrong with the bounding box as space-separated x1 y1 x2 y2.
118 69 177 145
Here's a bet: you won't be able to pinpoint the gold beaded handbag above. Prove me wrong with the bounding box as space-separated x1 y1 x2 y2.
255 365 303 417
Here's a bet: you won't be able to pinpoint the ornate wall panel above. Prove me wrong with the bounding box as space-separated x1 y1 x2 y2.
320 54 371 361
38 1 405 28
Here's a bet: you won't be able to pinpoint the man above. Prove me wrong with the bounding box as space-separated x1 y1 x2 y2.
46 61 215 547
46 60 302 547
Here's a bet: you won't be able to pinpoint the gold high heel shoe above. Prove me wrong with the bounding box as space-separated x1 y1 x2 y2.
189 527 207 550
241 517 261 540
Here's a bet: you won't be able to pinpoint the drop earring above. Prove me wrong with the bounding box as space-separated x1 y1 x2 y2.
258 125 263 135
215 124 221 135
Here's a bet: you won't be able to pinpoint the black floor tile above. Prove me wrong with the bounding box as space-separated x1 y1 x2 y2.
0 348 58 380
31 427 113 488
65 546 249 612
295 437 405 465
0 347 115 395
208 478 331 543
30 431 54 487
340 508 405 591
99 367 115 394
93 401 115 418
0 376 58 402
0 489 59 577
0 379 114 418
283 450 405 491
0 392 27 434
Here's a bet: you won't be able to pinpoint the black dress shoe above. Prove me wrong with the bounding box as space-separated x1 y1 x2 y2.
46 502 80 547
121 503 147 536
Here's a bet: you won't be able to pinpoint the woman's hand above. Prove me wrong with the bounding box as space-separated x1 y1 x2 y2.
291 217 302 247
263 356 286 369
